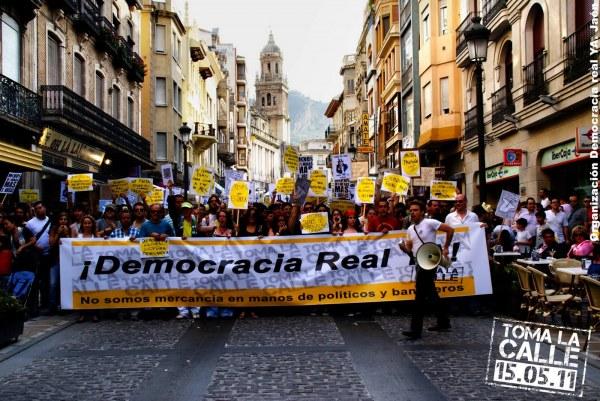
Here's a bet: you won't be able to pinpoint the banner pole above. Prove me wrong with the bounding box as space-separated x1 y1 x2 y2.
0 193 7 206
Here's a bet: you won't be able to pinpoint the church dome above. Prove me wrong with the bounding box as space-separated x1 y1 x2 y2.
261 32 281 54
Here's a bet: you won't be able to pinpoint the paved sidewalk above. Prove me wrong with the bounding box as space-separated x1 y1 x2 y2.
0 314 76 362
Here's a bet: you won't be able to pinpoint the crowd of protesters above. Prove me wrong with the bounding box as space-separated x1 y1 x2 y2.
0 183 597 322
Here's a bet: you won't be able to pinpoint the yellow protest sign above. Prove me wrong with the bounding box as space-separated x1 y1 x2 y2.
309 170 327 196
356 177 375 204
382 172 410 195
329 199 355 214
401 150 420 177
284 146 299 173
129 178 153 196
19 189 39 203
228 181 249 209
191 167 213 196
67 173 93 192
275 177 295 195
147 187 165 206
300 212 330 234
140 238 169 258
108 178 130 196
430 180 458 201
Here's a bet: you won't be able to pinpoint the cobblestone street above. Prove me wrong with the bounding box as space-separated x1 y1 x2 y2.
0 313 599 401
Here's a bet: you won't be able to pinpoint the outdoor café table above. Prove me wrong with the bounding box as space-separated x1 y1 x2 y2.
493 252 521 262
516 258 553 275
555 267 588 292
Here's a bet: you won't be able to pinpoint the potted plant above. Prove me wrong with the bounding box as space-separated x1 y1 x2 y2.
128 54 146 83
0 289 26 345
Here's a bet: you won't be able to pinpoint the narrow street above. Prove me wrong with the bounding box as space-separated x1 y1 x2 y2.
1 313 599 401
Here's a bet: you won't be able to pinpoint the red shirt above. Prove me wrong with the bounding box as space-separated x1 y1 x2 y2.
367 215 400 232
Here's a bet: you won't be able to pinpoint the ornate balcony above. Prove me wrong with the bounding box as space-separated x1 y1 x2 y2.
564 20 592 84
48 0 78 14
217 142 235 166
72 0 100 37
491 85 514 125
482 0 507 25
0 74 41 134
40 85 151 167
464 106 478 141
523 52 547 106
325 125 340 142
96 17 120 57
192 122 217 152
456 13 479 58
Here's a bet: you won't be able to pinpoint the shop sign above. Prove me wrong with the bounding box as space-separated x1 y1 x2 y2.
485 165 519 183
361 113 369 146
503 149 523 166
541 140 588 169
39 128 105 166
576 127 593 153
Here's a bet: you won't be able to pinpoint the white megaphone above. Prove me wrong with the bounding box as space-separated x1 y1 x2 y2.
415 242 451 270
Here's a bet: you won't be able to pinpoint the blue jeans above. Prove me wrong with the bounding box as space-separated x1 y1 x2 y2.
49 262 60 310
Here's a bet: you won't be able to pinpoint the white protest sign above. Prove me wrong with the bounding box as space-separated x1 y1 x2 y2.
495 190 520 220
331 154 352 180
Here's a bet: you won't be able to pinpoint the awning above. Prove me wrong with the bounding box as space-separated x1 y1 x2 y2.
42 165 69 177
0 141 42 171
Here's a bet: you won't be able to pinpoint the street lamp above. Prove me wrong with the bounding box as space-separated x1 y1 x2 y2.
464 16 490 204
348 144 357 160
179 122 192 199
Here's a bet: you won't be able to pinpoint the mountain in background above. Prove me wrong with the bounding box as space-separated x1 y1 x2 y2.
288 90 329 145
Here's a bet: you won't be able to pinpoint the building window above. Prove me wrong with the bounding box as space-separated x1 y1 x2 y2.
156 132 167 160
127 97 134 129
272 96 276 106
267 93 271 106
172 81 182 112
382 14 390 37
422 8 430 43
423 82 432 118
347 79 354 94
172 32 181 62
155 77 167 105
262 96 265 106
73 54 85 96
1 14 20 82
111 85 120 120
155 24 165 52
95 71 104 109
401 31 412 70
275 63 279 74
439 0 448 35
440 77 449 114
47 33 61 85
402 93 414 138
173 135 179 165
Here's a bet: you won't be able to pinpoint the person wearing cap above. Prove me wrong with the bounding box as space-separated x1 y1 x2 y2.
96 204 121 238
176 202 197 239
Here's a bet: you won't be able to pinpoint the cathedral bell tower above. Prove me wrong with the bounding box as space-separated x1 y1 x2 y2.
255 32 290 144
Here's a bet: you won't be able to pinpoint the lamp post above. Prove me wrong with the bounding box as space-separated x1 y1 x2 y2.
179 122 192 199
348 144 357 161
464 16 490 204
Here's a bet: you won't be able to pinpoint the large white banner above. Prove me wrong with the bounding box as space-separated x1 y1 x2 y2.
60 225 491 309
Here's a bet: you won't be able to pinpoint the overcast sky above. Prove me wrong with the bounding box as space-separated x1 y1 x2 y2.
179 0 366 103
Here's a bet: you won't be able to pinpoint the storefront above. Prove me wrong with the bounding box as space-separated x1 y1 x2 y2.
540 140 591 199
478 164 520 205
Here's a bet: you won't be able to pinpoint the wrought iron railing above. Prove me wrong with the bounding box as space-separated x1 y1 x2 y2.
523 52 547 106
72 0 100 37
456 12 479 56
40 85 150 162
482 0 507 25
0 74 41 130
564 20 592 84
491 85 514 125
464 106 478 140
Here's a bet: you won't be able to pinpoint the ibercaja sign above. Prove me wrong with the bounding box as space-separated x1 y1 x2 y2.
485 318 591 397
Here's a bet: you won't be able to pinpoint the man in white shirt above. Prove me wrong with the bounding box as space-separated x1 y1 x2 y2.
514 197 537 237
539 188 550 210
545 198 569 244
444 194 479 226
25 201 52 314
400 200 454 340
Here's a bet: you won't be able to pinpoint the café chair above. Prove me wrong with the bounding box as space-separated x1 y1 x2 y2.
581 275 600 332
550 258 583 293
526 266 575 325
512 263 540 320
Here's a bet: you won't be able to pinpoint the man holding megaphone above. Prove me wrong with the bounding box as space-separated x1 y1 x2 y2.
399 200 455 340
